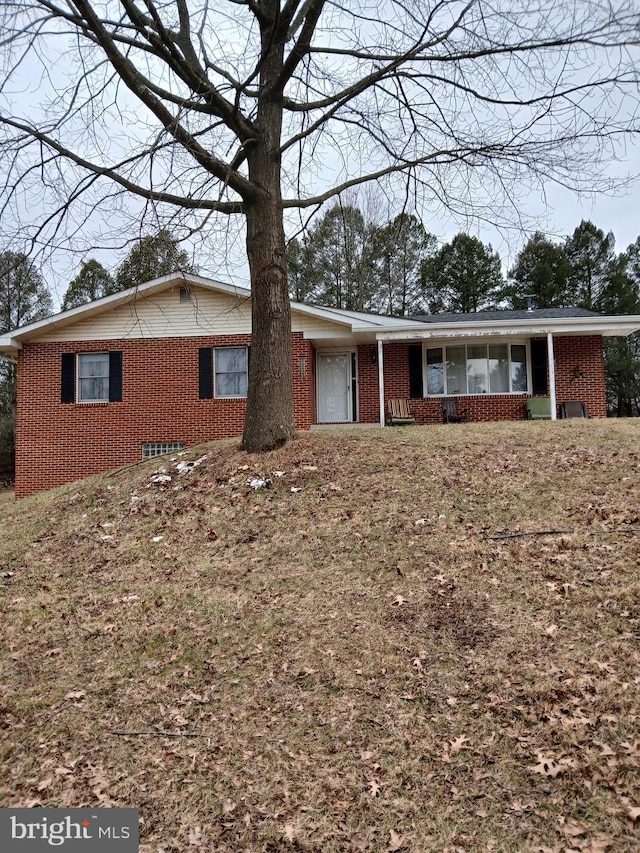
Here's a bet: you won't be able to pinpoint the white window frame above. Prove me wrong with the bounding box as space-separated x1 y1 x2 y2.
214 346 249 399
421 340 531 396
77 352 109 403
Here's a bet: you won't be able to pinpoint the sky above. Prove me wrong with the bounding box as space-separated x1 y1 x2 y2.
34 164 640 309
3 0 640 307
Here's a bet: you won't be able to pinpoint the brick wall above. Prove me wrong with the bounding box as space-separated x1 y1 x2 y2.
551 335 607 418
375 335 607 425
16 332 315 497
357 344 380 423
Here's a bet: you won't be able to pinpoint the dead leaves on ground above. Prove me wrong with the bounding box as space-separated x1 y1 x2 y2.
2 424 640 851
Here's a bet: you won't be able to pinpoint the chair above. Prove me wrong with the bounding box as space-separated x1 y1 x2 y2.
526 397 552 420
385 399 416 426
560 401 589 419
442 398 469 423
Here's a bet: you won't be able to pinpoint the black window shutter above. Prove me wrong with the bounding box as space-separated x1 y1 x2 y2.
408 345 423 398
61 353 75 403
199 347 213 399
109 351 123 402
530 339 548 395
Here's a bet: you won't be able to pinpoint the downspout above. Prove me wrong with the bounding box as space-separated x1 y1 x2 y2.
547 332 557 421
378 339 385 427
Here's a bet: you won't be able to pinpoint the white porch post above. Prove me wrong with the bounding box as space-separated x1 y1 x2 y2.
378 339 385 427
547 332 557 421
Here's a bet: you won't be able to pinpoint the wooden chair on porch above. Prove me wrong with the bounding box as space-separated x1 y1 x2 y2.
442 397 469 423
385 399 416 426
560 401 589 419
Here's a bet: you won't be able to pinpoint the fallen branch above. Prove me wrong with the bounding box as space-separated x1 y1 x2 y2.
487 527 640 541
110 730 210 738
487 530 573 540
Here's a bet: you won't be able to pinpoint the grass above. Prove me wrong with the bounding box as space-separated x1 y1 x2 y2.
0 420 639 852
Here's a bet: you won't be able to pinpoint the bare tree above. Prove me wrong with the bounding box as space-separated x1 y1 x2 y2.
1 1 639 450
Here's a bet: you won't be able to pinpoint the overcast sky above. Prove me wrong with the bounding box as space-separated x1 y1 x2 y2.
3 1 640 307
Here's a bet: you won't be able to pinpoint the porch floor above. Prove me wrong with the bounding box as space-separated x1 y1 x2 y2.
311 422 381 431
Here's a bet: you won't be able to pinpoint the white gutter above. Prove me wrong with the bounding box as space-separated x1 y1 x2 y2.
374 315 640 340
548 333 557 421
378 339 385 427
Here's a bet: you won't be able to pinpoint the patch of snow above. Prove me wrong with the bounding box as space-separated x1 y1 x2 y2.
151 535 164 543
175 455 208 475
249 477 271 490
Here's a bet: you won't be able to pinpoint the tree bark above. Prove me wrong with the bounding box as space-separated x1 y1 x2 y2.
241 21 295 453
242 191 295 452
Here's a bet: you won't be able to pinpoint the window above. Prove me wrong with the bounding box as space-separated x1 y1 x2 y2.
78 353 110 402
142 442 185 459
425 343 529 395
61 351 123 404
215 346 248 398
426 347 444 395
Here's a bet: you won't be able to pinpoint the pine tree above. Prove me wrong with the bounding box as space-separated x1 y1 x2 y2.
61 259 116 310
565 220 615 310
115 231 197 291
421 233 504 314
506 232 571 309
372 214 436 316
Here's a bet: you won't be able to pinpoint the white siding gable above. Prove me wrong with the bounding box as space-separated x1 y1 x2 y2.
36 285 253 341
34 284 353 343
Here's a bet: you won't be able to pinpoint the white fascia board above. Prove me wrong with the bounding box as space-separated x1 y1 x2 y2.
0 336 21 354
373 315 640 340
290 301 358 329
299 304 428 330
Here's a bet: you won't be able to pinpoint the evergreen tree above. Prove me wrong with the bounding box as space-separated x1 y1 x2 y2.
506 232 571 309
286 236 320 304
0 252 53 332
597 242 640 416
421 233 503 314
0 252 53 461
61 259 116 310
287 204 377 312
372 214 436 316
115 230 197 290
565 220 615 310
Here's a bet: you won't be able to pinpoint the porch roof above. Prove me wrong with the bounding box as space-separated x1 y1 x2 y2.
370 311 640 341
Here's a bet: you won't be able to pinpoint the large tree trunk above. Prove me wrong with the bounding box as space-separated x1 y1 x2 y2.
241 22 295 453
242 191 295 451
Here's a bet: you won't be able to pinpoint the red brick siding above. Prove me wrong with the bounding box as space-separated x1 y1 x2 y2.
356 344 380 423
16 332 314 497
549 335 607 418
377 336 607 424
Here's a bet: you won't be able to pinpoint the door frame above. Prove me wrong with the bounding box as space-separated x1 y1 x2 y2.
316 349 358 423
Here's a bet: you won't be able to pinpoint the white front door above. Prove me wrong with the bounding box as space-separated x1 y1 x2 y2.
317 353 352 422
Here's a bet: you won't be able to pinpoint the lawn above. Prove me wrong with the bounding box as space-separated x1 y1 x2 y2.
0 420 639 852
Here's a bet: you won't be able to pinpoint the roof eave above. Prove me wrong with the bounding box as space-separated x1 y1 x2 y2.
0 337 22 355
373 315 640 340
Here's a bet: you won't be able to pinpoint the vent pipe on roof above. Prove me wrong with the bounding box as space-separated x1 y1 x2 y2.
524 295 534 312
